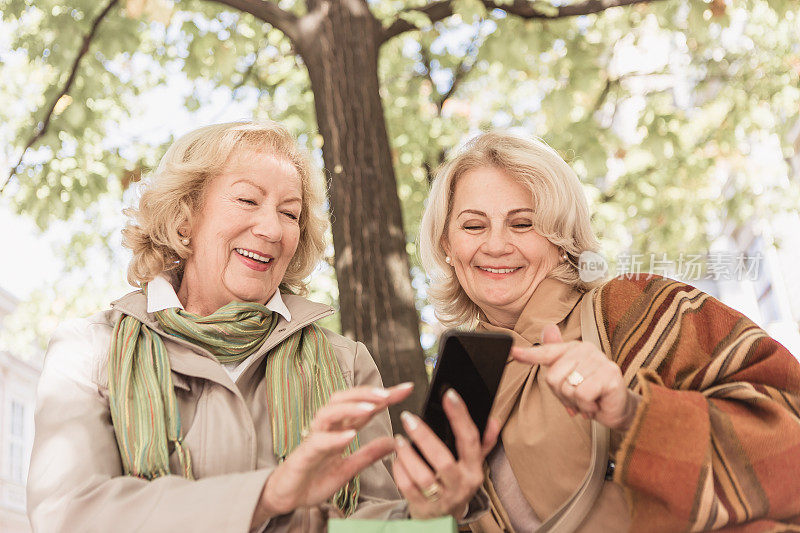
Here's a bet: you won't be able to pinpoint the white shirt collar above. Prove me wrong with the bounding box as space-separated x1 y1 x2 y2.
146 274 292 322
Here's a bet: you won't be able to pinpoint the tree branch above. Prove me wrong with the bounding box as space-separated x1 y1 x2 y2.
593 69 675 116
501 0 667 19
204 0 300 42
381 0 667 43
1 0 120 195
416 46 446 184
381 0 452 43
208 46 264 123
437 28 480 107
232 46 263 94
592 76 614 113
419 45 435 90
416 26 481 181
417 23 480 112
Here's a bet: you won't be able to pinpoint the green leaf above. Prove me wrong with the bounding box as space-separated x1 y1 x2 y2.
452 0 486 22
397 10 433 30
531 1 559 18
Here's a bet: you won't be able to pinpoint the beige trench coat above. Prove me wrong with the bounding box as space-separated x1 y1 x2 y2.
27 290 408 532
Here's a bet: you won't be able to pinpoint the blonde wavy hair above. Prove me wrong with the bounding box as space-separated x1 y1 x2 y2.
123 121 328 295
419 131 603 327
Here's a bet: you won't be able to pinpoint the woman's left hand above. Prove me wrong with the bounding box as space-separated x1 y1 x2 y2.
392 389 500 520
511 323 641 431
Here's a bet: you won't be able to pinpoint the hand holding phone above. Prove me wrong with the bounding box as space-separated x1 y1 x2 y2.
392 330 510 519
417 330 511 458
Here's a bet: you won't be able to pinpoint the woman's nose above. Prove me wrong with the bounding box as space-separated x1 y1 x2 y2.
252 209 283 242
482 227 511 255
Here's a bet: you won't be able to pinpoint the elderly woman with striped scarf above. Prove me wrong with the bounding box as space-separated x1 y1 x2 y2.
27 121 493 532
416 131 800 532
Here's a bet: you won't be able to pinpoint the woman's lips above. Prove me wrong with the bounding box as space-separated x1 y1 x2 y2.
235 249 273 272
475 265 522 278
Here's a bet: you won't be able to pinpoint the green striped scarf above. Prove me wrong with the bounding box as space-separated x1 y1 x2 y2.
107 297 360 515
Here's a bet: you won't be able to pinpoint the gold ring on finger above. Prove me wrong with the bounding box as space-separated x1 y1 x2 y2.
421 481 442 501
567 370 585 387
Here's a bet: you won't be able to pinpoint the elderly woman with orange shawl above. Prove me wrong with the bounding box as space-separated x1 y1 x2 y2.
417 131 800 531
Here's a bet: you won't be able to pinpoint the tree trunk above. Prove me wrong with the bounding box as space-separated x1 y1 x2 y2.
295 0 428 426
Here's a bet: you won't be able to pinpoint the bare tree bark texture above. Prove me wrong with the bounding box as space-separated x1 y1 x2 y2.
294 0 428 424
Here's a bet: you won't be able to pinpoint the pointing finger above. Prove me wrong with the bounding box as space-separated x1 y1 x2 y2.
510 343 570 366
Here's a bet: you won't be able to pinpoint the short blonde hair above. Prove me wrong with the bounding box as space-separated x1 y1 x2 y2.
123 121 328 295
419 131 603 327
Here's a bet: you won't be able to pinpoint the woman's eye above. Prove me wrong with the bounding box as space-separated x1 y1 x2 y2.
462 225 484 231
238 198 257 206
512 222 533 229
282 211 299 221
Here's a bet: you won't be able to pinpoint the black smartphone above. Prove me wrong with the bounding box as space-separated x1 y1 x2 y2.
416 330 512 459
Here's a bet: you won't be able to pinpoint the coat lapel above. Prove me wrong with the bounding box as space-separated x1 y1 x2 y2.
477 278 584 429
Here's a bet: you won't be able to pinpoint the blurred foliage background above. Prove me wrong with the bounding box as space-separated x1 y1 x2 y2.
1 0 799 364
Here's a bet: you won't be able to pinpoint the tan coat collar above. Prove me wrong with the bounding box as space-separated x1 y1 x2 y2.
511 276 584 346
479 278 597 524
478 277 583 347
478 278 584 427
109 290 335 395
110 290 333 332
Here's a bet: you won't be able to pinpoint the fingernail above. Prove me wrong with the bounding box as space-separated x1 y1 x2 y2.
372 388 391 398
343 429 357 440
395 382 414 390
445 388 460 404
394 435 407 447
401 411 418 431
357 402 376 412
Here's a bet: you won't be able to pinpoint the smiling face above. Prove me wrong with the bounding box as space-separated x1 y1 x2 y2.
177 149 302 315
444 165 561 328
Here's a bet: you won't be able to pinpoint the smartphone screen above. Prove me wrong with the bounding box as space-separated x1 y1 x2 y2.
418 330 511 459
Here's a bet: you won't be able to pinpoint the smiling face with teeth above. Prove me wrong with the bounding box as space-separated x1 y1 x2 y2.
444 166 561 328
177 149 302 316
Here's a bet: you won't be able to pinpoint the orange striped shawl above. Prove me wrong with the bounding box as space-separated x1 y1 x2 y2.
595 275 800 531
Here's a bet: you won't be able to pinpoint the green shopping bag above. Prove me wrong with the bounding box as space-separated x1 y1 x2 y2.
328 516 458 533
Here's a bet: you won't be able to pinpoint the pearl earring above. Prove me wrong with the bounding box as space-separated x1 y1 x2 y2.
561 251 568 262
181 237 190 246
445 256 451 264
